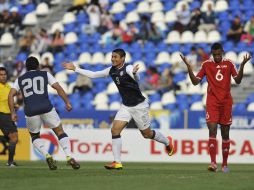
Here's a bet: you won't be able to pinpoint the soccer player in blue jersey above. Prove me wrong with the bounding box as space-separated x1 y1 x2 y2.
63 49 174 170
8 56 80 170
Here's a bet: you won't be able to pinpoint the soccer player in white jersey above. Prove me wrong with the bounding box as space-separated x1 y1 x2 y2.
63 49 174 170
8 56 80 170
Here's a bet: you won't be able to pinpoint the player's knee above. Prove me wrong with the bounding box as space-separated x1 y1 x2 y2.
111 127 120 136
30 132 40 142
8 133 18 144
141 132 153 139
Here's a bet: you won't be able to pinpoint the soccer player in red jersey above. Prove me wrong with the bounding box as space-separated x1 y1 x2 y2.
180 43 251 173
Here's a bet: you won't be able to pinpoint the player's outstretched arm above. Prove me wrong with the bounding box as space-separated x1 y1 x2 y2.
8 88 18 122
234 54 252 84
62 62 110 78
179 54 200 85
52 83 72 112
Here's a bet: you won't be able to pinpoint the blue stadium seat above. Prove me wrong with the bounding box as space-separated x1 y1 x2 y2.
233 103 247 111
16 52 27 61
163 103 177 111
149 93 161 102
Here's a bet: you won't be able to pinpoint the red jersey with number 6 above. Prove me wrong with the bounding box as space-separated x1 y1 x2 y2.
196 58 238 103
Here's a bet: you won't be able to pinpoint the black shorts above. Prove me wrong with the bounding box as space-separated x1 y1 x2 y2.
0 112 17 136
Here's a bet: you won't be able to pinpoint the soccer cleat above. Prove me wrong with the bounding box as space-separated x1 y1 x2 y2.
166 136 174 156
221 166 230 173
6 161 17 167
104 161 123 170
46 156 57 170
208 163 218 172
67 158 80 170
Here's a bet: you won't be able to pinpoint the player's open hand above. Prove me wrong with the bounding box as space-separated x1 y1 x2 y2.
133 64 139 74
62 62 75 71
179 54 191 67
241 54 252 65
66 103 72 112
11 112 17 122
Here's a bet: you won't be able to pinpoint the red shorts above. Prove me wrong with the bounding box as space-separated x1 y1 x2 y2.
206 95 233 125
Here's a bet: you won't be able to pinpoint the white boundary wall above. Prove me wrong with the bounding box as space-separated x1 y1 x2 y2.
31 129 254 163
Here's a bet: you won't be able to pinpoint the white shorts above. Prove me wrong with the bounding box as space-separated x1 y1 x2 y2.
25 108 61 133
114 100 150 131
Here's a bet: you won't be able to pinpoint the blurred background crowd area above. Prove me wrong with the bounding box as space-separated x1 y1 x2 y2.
1 0 254 112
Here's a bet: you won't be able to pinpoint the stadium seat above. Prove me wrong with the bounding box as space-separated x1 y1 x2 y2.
59 82 68 93
201 0 214 12
175 1 189 11
155 51 171 64
125 11 140 23
64 32 78 45
237 51 249 64
233 103 247 111
67 82 76 95
62 12 76 25
78 52 91 64
110 2 125 14
247 102 254 111
50 22 64 33
150 2 164 12
151 11 165 23
22 12 38 26
186 84 202 94
225 51 238 63
137 1 150 13
194 31 207 43
109 102 121 110
95 103 109 110
93 92 108 105
0 33 14 46
161 92 176 105
150 102 163 110
165 10 177 23
170 51 183 65
91 52 105 64
214 0 228 12
243 62 253 75
166 31 181 44
181 31 194 43
201 82 208 94
41 52 54 64
133 61 146 73
190 101 204 111
50 0 61 6
36 2 49 16
125 52 132 63
207 30 221 43
106 82 118 94
48 85 57 94
55 71 68 82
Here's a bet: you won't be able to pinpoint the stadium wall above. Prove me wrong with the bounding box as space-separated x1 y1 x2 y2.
1 110 253 163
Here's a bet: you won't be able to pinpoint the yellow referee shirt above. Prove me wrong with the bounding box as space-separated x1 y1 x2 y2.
0 83 11 114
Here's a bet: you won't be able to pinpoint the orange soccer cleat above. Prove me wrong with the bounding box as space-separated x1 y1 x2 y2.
104 161 123 170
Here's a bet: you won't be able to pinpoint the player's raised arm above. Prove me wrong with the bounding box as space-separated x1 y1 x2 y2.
126 64 140 81
8 88 18 122
234 54 252 84
179 54 200 85
62 62 110 78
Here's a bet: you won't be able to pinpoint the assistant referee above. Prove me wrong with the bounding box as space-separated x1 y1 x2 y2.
0 67 18 167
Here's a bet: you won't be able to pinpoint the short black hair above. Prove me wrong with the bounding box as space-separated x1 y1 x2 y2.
211 43 223 51
0 67 7 73
26 56 39 71
113 49 126 58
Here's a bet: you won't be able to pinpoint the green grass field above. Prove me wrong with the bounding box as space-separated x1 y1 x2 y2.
0 161 253 190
